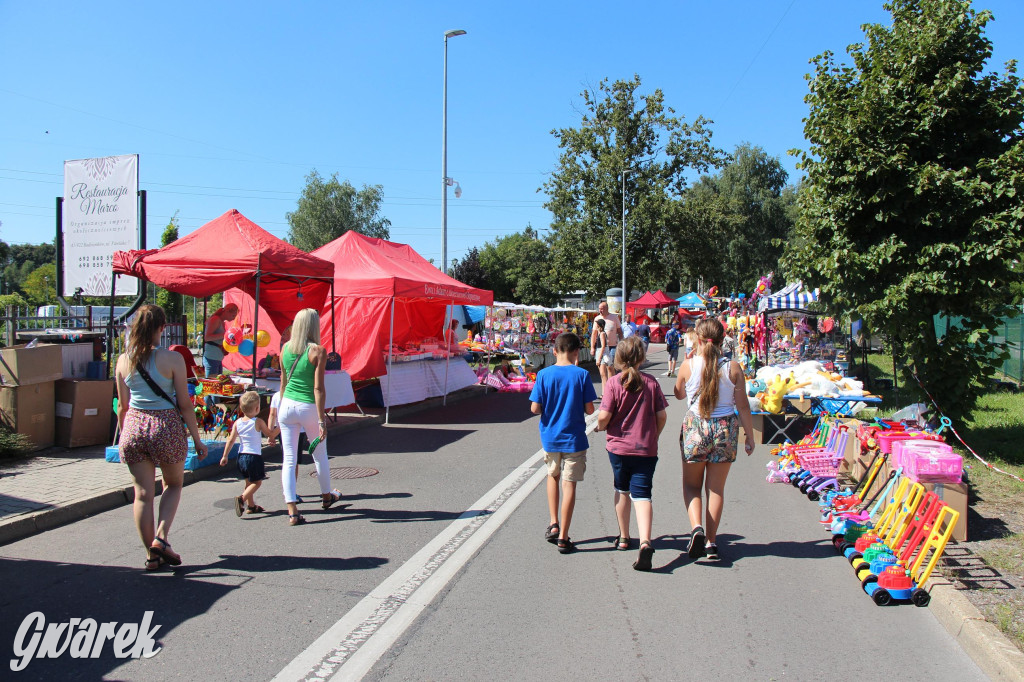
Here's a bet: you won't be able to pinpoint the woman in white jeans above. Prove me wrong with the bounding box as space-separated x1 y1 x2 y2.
279 308 340 525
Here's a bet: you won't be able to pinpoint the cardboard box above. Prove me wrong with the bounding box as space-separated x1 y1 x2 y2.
54 379 114 448
0 382 55 450
59 343 96 380
0 344 63 387
922 481 968 542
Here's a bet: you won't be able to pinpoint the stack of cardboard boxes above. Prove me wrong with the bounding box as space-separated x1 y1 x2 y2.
0 343 114 450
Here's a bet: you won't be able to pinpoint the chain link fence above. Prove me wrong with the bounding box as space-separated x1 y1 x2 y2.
935 312 1024 384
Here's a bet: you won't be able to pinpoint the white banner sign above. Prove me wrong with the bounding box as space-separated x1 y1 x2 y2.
62 154 139 296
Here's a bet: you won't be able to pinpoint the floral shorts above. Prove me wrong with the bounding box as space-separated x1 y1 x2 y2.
120 408 187 467
681 412 738 463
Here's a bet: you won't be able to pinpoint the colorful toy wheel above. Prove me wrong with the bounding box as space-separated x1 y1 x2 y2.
807 490 820 502
832 535 845 551
911 588 930 607
872 588 892 606
860 573 878 588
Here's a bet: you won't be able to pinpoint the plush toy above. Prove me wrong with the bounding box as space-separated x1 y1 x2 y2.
760 372 812 414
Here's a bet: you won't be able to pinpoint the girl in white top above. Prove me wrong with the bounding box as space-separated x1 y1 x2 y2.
221 391 279 516
673 317 755 562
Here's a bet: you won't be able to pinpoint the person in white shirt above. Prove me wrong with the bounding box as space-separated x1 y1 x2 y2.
590 302 621 378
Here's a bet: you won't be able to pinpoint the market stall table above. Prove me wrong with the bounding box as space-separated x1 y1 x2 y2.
236 371 356 412
759 394 883 444
378 358 478 407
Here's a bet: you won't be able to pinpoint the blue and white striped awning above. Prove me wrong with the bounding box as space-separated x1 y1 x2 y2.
757 282 819 313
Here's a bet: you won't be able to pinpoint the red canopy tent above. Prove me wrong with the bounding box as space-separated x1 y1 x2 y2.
224 231 492 420
626 290 677 316
112 209 335 376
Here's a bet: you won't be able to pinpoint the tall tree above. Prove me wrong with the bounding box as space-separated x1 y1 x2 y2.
450 247 489 290
785 0 1024 420
23 263 57 307
286 170 391 252
1 242 55 296
542 75 726 297
155 212 182 320
478 226 555 305
671 144 794 294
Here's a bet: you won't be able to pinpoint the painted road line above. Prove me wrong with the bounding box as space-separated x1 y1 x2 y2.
274 416 598 681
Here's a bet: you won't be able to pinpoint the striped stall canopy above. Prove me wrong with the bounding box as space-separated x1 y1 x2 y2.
757 281 819 313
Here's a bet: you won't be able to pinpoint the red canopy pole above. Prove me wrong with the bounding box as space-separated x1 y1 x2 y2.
252 264 261 382
330 279 336 352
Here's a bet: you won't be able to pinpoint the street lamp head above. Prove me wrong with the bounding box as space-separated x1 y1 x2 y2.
444 29 467 38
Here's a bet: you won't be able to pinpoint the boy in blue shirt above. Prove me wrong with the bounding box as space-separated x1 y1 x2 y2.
530 333 598 554
663 321 682 377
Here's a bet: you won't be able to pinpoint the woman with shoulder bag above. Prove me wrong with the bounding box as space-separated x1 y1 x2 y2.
115 304 208 571
279 308 340 526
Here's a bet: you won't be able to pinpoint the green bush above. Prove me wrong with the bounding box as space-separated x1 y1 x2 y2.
0 426 31 457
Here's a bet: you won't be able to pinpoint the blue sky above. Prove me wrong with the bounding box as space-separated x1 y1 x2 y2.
2 0 1022 269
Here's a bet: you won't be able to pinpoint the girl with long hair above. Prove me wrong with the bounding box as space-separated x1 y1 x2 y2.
673 317 755 562
278 308 339 525
115 304 208 570
596 336 669 571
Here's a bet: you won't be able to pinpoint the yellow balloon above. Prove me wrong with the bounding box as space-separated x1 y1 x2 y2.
256 330 271 348
223 341 239 353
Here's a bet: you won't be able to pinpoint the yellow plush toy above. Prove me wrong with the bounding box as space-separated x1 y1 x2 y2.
760 373 812 414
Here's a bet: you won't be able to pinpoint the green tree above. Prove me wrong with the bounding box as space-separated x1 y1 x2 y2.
1 242 55 296
542 75 726 297
23 263 57 307
286 170 391 252
784 0 1024 420
671 144 795 294
155 212 182 320
450 247 489 290
479 226 555 305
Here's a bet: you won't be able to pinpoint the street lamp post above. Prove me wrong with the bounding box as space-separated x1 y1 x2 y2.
442 28 467 273
621 169 634 313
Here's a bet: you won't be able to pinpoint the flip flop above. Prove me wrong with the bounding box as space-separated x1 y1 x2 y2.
149 537 181 566
633 543 654 571
234 496 244 518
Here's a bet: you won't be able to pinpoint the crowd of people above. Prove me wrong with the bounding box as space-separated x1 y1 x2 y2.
116 299 755 573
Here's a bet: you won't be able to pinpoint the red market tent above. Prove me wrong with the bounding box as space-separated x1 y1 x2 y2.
224 231 492 418
112 209 335 375
626 289 678 316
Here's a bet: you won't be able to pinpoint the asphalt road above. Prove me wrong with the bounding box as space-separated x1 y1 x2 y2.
0 354 985 681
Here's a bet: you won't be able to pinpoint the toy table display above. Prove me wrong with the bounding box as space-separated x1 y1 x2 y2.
239 371 356 412
378 357 479 407
785 393 882 418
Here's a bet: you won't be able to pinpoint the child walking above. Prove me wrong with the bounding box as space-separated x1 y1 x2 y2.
529 332 598 554
596 336 669 571
221 391 280 516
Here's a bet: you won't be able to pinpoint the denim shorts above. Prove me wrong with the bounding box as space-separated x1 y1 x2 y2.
608 452 658 501
667 347 679 361
237 453 267 481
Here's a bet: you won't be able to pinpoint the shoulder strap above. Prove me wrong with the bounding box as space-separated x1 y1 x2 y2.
285 343 307 384
134 358 178 411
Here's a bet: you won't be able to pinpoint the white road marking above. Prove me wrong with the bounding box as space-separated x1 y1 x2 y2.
274 417 599 682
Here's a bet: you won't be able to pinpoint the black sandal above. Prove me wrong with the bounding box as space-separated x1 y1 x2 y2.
234 496 244 518
149 537 181 566
614 536 631 551
144 556 163 572
288 513 306 526
322 489 341 510
246 505 266 514
545 523 560 543
633 542 654 571
556 538 576 554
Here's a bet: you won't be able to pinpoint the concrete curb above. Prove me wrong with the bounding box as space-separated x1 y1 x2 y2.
0 385 490 548
927 576 1024 680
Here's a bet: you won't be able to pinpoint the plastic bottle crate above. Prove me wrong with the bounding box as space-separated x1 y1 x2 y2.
892 438 950 469
902 443 962 484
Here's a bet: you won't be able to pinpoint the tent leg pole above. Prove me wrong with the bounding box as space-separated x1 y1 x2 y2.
252 274 261 386
386 297 395 425
330 279 336 353
106 273 117 379
443 300 453 407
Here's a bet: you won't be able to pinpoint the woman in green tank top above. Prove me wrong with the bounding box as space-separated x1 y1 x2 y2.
278 308 339 525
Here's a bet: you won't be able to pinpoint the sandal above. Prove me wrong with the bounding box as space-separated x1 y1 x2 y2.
246 505 266 514
614 536 631 551
288 513 306 526
545 523 560 544
149 537 181 566
322 489 342 511
144 556 163 572
633 542 655 571
234 496 244 518
556 538 575 554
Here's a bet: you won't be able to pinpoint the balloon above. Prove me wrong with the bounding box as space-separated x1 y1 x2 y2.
256 330 271 347
707 286 719 298
223 341 239 353
226 327 242 346
238 339 255 357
